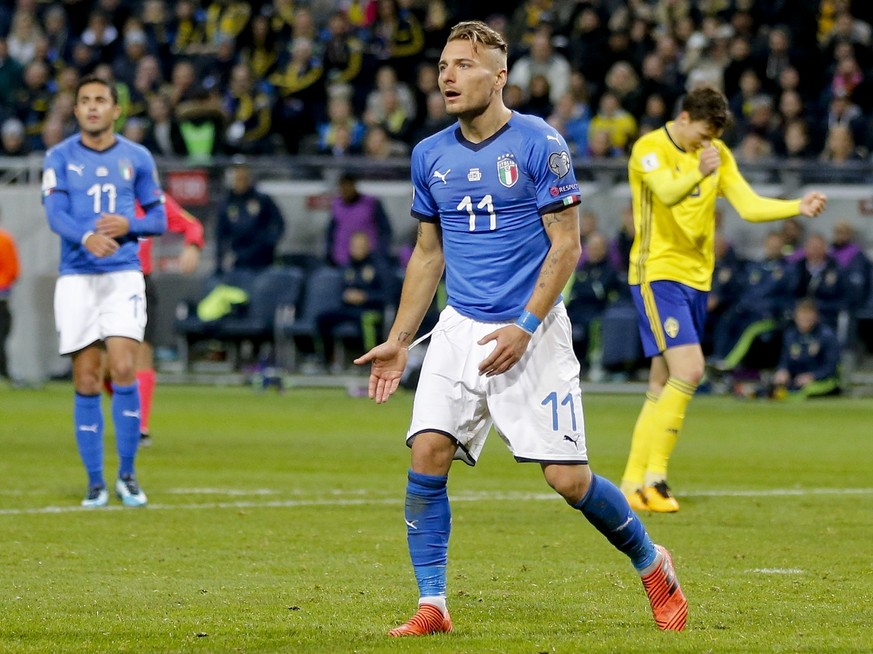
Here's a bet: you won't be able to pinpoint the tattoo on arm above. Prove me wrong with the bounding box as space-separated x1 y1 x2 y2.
542 212 562 227
396 330 413 346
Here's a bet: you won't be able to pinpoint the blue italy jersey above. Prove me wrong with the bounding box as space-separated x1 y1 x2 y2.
42 134 166 275
411 112 581 321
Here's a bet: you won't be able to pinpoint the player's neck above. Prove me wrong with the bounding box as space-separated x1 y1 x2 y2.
664 121 688 151
80 130 117 151
458 104 512 144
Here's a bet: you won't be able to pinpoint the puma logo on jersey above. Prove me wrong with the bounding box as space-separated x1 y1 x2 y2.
433 169 450 184
547 134 560 142
78 424 98 433
67 163 85 176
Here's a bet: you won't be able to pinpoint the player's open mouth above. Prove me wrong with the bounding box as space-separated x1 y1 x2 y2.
445 90 460 98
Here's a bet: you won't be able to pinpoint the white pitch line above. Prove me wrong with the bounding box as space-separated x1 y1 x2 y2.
0 487 872 517
749 568 805 575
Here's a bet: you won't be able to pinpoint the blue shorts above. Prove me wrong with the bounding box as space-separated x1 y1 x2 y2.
630 281 708 357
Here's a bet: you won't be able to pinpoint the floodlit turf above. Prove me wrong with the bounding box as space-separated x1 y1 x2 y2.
1 383 871 653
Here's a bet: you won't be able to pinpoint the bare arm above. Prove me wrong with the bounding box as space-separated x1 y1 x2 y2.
477 204 582 377
354 221 445 403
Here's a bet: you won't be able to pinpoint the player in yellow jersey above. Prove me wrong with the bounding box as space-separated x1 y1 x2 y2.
621 87 827 513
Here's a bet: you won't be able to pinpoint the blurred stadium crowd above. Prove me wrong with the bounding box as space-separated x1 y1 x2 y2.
2 0 873 165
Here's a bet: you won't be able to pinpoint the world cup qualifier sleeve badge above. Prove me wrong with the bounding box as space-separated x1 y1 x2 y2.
497 155 519 188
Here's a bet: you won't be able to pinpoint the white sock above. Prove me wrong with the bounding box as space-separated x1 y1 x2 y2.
419 596 447 614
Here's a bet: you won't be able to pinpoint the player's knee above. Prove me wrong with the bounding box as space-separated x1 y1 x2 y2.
543 463 591 505
410 432 456 475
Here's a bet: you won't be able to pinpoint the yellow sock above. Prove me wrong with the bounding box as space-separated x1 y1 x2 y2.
644 377 696 486
621 392 659 494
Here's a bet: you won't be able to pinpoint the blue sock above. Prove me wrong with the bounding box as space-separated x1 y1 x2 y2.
575 473 657 572
74 393 104 488
406 470 450 598
111 382 140 478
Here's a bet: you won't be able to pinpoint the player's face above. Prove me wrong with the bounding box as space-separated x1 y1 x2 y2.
73 82 121 136
678 116 722 151
438 38 505 117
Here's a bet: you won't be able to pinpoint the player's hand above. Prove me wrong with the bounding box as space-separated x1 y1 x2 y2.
178 244 200 274
354 341 408 404
698 144 721 176
83 232 119 258
95 213 131 238
799 191 827 217
477 324 531 377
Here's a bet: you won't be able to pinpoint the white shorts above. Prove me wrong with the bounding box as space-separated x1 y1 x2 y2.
54 271 147 355
407 304 588 466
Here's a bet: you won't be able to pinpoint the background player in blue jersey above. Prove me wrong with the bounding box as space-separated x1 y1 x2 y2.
355 21 687 636
42 76 167 508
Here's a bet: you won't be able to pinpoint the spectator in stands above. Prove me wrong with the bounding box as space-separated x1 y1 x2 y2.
320 10 366 107
141 93 185 156
566 3 609 88
583 128 623 160
790 232 849 330
820 123 865 165
0 118 29 156
567 231 622 373
711 230 796 372
316 230 391 371
270 36 325 154
609 204 635 271
517 73 553 119
6 10 43 67
409 90 453 144
203 0 251 51
361 124 408 160
546 92 590 156
0 39 24 110
772 298 841 399
778 119 816 159
15 60 53 151
170 0 207 57
830 219 872 311
39 116 67 150
326 171 393 268
604 60 644 118
588 91 637 153
704 231 745 356
113 28 150 88
239 14 279 82
43 4 72 67
80 10 120 65
371 0 425 81
317 92 366 155
215 160 286 274
128 55 163 120
174 86 229 161
508 29 570 105
781 217 806 260
223 63 274 155
364 84 414 143
638 93 668 136
365 65 417 128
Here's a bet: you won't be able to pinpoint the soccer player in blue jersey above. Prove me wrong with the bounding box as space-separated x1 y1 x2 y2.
621 88 827 514
355 21 687 635
42 76 167 508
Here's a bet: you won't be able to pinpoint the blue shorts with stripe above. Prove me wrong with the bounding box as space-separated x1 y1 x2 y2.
630 281 709 357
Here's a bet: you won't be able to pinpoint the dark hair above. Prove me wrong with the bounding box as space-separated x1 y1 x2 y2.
681 87 730 132
75 75 118 104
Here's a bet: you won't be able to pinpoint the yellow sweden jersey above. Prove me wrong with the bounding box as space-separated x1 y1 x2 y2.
628 124 801 291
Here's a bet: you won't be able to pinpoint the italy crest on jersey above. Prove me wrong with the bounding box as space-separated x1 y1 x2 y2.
497 156 518 188
119 159 134 181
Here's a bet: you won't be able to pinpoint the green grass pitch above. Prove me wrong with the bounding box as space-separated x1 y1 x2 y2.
0 383 871 653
